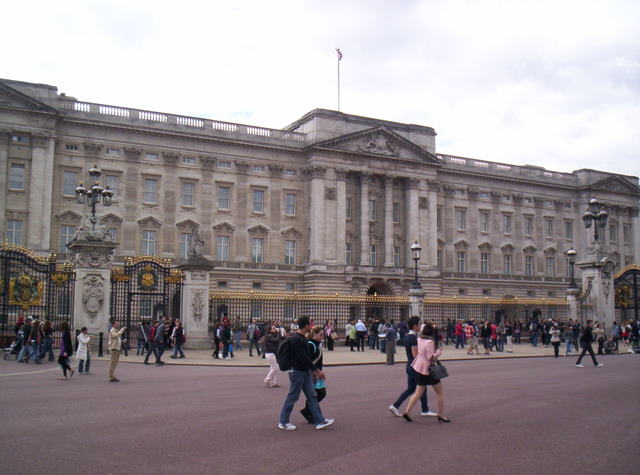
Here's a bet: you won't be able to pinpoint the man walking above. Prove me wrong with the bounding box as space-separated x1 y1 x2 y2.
388 316 437 418
576 320 604 368
247 319 261 357
154 320 167 365
108 321 126 382
278 316 334 431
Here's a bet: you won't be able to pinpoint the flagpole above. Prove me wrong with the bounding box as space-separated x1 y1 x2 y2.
336 48 342 112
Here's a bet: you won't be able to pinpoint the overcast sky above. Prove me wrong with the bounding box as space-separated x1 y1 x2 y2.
3 0 639 176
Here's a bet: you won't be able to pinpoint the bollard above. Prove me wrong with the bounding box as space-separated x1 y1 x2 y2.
98 332 104 357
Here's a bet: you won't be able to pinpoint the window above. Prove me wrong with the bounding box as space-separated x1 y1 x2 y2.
544 218 554 238
503 214 512 234
182 156 196 164
393 202 400 223
105 174 118 199
479 192 490 199
502 195 511 202
251 238 264 263
143 179 157 203
285 240 296 265
455 189 465 196
253 189 264 213
394 246 401 267
181 182 195 206
59 225 75 252
609 224 617 242
369 245 377 266
503 254 512 275
9 164 25 190
218 186 230 209
480 213 489 233
480 253 490 274
345 243 352 265
456 251 466 273
65 143 79 151
142 230 156 256
218 161 231 169
524 216 533 236
284 168 296 176
346 198 352 220
285 283 295 291
437 250 442 270
623 225 630 244
525 255 534 276
11 135 29 144
565 221 573 240
62 171 77 196
525 197 533 204
106 148 120 156
437 207 442 231
545 256 555 277
369 200 377 221
252 282 262 290
253 166 265 173
144 152 159 161
7 220 22 245
216 235 230 261
455 209 466 231
180 233 192 258
543 200 553 207
285 193 297 216
107 227 118 243
218 281 228 288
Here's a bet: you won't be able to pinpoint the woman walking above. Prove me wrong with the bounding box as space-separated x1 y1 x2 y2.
401 323 450 423
263 325 282 387
58 321 74 380
593 322 605 355
170 320 186 359
550 323 561 358
76 327 92 374
40 319 55 361
300 326 327 423
504 320 514 353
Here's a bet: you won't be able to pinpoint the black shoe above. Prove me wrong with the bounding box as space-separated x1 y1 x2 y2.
437 416 451 423
170 355 177 359
402 413 413 422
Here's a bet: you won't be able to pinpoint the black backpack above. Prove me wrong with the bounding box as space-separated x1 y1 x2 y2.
276 336 294 371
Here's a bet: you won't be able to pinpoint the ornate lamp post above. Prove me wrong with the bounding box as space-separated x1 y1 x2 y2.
410 240 422 290
582 198 608 243
566 247 578 289
75 165 113 230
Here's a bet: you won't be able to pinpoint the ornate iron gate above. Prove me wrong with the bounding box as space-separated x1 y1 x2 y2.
0 243 75 346
110 257 183 342
615 264 639 322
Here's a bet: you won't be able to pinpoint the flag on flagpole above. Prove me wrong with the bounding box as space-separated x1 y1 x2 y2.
336 48 343 61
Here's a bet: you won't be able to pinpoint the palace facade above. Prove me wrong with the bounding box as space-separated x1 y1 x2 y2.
1 78 639 299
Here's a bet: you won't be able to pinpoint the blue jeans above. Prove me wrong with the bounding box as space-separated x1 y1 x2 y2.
531 332 539 346
369 334 378 350
79 353 91 373
566 340 574 355
455 335 464 349
172 343 185 358
18 343 32 362
28 342 42 363
279 369 324 425
41 337 54 361
392 366 429 412
136 339 147 355
248 339 261 356
234 331 242 350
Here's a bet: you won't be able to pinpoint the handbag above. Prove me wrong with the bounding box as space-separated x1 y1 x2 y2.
428 358 449 379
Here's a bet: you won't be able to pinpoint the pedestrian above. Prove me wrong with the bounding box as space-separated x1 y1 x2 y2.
610 322 621 352
58 321 75 379
480 320 492 356
233 317 243 351
40 318 55 361
355 319 367 352
530 320 540 347
454 320 464 349
264 325 282 387
565 319 575 355
388 316 437 418
28 319 43 364
170 320 185 359
513 320 522 344
604 336 618 355
247 319 261 357
345 320 353 348
379 320 389 353
593 322 606 355
300 326 327 423
144 321 160 364
108 321 126 381
446 319 455 346
401 323 450 423
386 323 397 365
154 320 168 365
76 327 92 374
496 322 505 352
550 323 561 358
348 321 357 352
489 321 499 352
16 316 33 363
325 321 336 351
221 322 233 359
464 321 480 355
278 316 334 431
504 320 514 353
136 320 149 356
575 320 603 368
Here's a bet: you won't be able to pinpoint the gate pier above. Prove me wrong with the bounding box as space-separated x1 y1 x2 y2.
178 256 213 350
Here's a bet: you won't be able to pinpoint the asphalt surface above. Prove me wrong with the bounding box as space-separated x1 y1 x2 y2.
1 355 638 475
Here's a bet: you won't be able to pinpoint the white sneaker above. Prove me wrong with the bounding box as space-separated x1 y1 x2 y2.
596 363 604 367
278 423 296 431
421 411 438 417
315 419 334 430
388 405 401 417
575 364 584 367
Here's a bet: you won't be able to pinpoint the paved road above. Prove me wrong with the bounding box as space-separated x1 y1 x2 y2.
1 355 638 475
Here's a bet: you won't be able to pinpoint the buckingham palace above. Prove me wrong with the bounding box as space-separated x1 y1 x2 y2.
1 78 639 300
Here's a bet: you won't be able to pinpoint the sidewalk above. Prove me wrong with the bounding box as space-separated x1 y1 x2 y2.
95 342 579 367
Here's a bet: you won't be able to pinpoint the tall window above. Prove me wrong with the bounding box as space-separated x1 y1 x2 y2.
218 186 230 209
393 246 401 267
9 164 25 190
480 253 490 274
285 193 297 216
456 251 466 273
180 233 192 258
455 209 466 231
392 202 400 223
503 254 512 275
369 245 377 266
107 227 118 243
284 240 296 265
7 220 22 245
143 179 157 203
105 174 118 199
623 225 630 244
369 200 377 221
253 190 264 213
480 213 489 233
502 214 512 234
437 250 442 270
63 171 77 196
609 224 617 242
437 207 442 231
59 225 75 252
524 216 533 236
565 221 573 240
544 218 554 238
346 197 352 219
545 256 555 277
181 183 195 206
345 243 352 265
525 255 534 276
142 230 156 255
251 238 264 263
216 235 230 261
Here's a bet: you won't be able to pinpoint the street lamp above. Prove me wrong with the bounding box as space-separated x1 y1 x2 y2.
582 198 608 242
566 247 578 289
74 164 113 229
410 240 422 290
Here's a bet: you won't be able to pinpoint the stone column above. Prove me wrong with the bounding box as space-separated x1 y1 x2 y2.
409 287 424 319
27 134 54 251
178 261 213 349
0 130 10 241
566 287 580 322
308 165 326 266
405 178 420 267
335 169 348 266
384 176 394 267
426 180 439 271
632 206 640 266
359 172 370 266
576 256 616 328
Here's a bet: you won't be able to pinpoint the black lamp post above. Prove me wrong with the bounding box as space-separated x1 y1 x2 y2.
566 247 578 289
74 164 113 229
582 198 608 242
410 240 422 290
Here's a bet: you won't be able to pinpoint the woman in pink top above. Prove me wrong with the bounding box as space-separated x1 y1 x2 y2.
402 323 450 423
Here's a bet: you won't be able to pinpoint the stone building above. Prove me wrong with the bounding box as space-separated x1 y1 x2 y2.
1 78 639 299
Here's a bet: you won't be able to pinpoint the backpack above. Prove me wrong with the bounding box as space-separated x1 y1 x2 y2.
254 328 261 340
276 336 294 371
150 326 157 341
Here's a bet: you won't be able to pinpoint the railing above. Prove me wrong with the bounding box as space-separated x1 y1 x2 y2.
441 272 569 283
59 99 306 144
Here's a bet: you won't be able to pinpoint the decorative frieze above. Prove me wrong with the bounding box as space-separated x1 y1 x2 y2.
200 156 216 169
123 147 140 161
304 165 327 179
163 152 179 166
235 160 250 172
31 133 49 148
268 164 284 177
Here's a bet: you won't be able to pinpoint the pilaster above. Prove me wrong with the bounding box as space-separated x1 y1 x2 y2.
0 129 11 241
384 176 394 267
335 169 347 266
178 263 214 349
359 172 371 266
405 178 420 267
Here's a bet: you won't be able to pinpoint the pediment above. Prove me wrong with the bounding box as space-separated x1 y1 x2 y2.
213 221 235 233
454 240 468 250
248 225 270 235
56 210 82 222
523 245 537 253
544 246 557 255
99 213 123 225
478 241 492 251
310 126 442 165
586 176 640 196
0 81 58 113
138 216 162 227
176 219 199 230
281 227 303 238
501 243 515 252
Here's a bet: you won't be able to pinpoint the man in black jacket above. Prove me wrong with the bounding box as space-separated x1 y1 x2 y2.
576 320 603 368
278 316 334 431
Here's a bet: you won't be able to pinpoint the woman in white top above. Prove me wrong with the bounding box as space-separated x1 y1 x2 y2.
76 327 92 374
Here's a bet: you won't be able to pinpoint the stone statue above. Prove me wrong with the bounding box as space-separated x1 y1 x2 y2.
188 230 205 257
